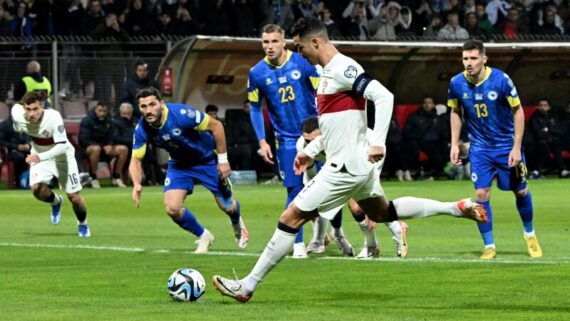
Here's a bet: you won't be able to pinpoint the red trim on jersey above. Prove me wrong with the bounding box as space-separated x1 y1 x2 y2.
317 91 366 115
31 136 55 146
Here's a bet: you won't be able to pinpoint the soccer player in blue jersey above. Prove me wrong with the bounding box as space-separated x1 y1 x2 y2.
128 87 248 253
247 24 322 258
448 39 543 259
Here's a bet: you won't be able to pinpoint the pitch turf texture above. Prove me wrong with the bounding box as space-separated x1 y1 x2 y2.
1 180 569 321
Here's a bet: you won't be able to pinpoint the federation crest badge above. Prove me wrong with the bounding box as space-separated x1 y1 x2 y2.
344 65 357 78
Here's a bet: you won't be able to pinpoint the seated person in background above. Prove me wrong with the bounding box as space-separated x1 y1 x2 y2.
529 98 569 178
226 99 259 171
79 102 129 188
0 114 31 188
205 104 220 121
403 96 448 179
557 102 570 156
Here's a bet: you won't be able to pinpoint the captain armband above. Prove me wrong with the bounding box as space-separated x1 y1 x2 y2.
352 73 374 96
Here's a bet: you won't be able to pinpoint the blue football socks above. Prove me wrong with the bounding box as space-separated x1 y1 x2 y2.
174 208 205 237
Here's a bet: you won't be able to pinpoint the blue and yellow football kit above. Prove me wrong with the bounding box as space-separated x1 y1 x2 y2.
248 50 319 188
448 66 527 192
132 103 231 199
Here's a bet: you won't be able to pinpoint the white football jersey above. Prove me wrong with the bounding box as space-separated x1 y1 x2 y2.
317 53 371 175
11 104 74 158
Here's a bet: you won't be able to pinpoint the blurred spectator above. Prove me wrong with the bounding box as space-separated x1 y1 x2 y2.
345 5 369 40
29 0 53 36
226 99 258 171
112 102 137 147
0 114 31 188
123 0 157 36
233 0 257 36
385 114 412 181
475 3 494 39
422 13 443 38
528 98 569 179
319 5 341 38
495 7 529 39
79 0 105 36
485 0 510 25
90 12 130 107
203 0 233 36
463 0 476 15
79 102 129 188
205 104 220 120
296 0 318 18
0 5 10 36
403 96 448 179
369 1 412 40
534 7 562 35
14 60 53 108
121 61 158 119
157 12 177 35
465 11 486 39
9 1 33 37
101 0 128 17
146 0 162 21
437 10 469 40
52 0 83 36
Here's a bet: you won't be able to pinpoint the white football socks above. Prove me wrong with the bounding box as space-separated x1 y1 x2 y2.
310 216 328 245
385 221 401 240
358 220 377 248
242 228 295 293
392 197 462 219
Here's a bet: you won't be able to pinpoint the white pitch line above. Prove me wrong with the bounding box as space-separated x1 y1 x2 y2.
1 242 569 265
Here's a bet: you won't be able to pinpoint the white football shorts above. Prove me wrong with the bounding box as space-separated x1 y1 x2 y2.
30 150 82 194
294 166 384 220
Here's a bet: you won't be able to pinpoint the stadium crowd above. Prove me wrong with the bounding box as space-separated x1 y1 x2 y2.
1 0 570 40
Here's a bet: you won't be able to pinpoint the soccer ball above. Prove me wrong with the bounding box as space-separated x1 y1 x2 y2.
167 268 206 302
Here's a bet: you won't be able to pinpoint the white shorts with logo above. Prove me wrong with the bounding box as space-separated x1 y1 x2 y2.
294 166 384 220
30 150 82 194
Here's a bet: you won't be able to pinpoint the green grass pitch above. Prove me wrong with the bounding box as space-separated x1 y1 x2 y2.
1 180 569 321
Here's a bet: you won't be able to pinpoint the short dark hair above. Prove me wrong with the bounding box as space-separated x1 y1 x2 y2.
302 117 319 134
136 87 162 102
135 60 147 68
243 99 250 105
537 98 549 104
290 17 329 41
462 39 485 55
205 104 218 113
21 92 42 105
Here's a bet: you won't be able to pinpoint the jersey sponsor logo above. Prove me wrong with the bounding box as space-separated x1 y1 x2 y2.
475 93 483 100
172 128 181 136
344 66 357 78
57 125 64 133
487 91 498 101
278 76 287 84
290 70 301 80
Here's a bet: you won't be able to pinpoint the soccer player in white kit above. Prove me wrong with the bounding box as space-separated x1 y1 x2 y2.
12 92 90 237
212 17 487 303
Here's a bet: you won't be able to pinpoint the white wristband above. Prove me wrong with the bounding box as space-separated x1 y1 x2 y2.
217 152 228 164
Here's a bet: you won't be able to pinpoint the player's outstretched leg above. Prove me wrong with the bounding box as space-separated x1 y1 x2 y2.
212 205 317 303
387 197 487 223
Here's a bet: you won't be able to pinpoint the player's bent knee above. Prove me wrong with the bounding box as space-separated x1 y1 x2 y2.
475 189 491 202
164 204 183 218
514 188 528 198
